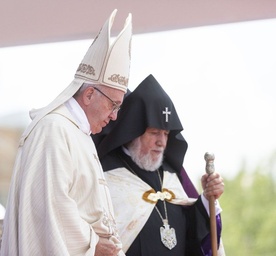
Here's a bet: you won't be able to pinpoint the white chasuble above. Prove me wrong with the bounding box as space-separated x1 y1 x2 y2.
1 105 124 256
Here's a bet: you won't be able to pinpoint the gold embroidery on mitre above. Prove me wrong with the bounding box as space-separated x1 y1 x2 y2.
142 188 176 204
108 74 128 86
77 63 96 76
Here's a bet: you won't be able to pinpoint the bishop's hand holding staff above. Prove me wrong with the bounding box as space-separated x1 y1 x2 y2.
202 153 225 256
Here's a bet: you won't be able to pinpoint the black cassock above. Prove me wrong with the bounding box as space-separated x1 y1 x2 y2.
101 148 214 256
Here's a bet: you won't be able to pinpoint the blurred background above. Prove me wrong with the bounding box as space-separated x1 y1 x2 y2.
1 1 276 254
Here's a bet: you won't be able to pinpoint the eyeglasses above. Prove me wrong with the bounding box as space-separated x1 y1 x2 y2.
93 87 121 113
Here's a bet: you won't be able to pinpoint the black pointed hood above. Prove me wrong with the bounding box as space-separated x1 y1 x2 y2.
97 74 188 172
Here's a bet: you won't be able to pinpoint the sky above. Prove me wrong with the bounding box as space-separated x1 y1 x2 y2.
0 18 276 186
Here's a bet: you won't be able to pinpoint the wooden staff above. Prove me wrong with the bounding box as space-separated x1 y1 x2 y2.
204 152 218 256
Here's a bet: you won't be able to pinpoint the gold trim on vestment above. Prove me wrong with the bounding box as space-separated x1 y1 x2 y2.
142 188 176 204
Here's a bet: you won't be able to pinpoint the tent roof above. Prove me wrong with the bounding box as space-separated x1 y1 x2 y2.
1 0 276 48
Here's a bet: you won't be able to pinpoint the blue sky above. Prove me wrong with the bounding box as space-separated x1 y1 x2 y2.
1 18 276 185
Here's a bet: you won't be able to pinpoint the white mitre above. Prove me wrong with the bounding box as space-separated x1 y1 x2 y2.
20 9 132 146
75 9 132 92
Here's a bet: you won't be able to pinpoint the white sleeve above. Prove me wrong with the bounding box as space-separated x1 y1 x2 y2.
200 194 222 216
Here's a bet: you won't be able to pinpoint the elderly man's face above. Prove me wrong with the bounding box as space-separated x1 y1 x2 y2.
127 128 169 171
76 85 124 134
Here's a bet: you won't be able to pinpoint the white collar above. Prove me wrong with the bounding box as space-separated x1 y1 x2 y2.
65 97 91 135
122 145 130 156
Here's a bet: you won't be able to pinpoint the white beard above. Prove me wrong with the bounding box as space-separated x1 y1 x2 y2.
127 138 163 172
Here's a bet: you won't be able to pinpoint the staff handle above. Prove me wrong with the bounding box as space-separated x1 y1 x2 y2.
204 152 218 256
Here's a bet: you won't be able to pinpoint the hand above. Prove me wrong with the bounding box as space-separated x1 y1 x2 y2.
201 172 224 200
95 237 120 256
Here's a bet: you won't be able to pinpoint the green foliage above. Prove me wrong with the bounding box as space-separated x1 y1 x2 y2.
219 153 276 256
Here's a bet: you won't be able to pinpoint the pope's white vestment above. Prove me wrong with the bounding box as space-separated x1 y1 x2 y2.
0 104 123 255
